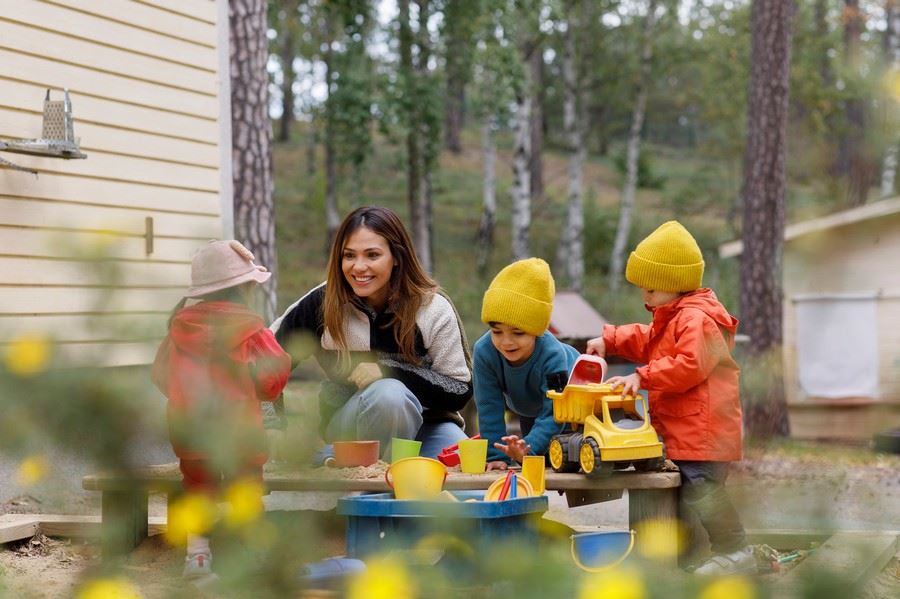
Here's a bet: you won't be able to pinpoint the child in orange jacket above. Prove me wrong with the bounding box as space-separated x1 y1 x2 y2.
152 240 291 580
586 221 752 575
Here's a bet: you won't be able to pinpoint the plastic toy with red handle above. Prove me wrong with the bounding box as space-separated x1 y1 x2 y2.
436 434 481 467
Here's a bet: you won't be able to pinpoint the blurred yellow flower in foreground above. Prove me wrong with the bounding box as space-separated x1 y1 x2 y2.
4 334 51 377
885 69 900 101
699 575 755 599
76 577 142 599
633 518 684 560
577 566 645 599
347 556 416 599
15 455 49 487
223 478 265 527
165 493 217 546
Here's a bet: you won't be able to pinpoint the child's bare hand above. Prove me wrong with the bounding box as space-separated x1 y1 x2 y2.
585 336 606 357
349 362 382 389
493 435 530 464
606 373 642 396
486 460 509 471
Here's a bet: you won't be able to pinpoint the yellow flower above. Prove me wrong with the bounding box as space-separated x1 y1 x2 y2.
347 556 416 599
15 455 49 487
4 334 51 377
164 493 218 546
223 478 265 527
578 566 645 599
884 69 900 101
76 577 142 599
633 518 684 560
699 576 755 599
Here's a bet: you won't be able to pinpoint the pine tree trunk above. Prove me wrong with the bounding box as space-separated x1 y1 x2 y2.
740 0 794 438
278 21 295 143
557 5 585 292
609 0 657 292
413 0 433 274
511 87 532 261
230 0 277 321
529 43 545 203
881 0 900 198
477 117 497 275
842 0 871 204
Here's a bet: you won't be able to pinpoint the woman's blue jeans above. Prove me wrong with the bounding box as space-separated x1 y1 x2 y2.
321 378 467 461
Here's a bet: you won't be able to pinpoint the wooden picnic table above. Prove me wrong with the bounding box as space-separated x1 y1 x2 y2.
83 465 680 558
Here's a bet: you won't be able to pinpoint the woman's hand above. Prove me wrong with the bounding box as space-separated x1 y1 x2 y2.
605 373 642 396
585 335 606 357
486 460 509 471
349 362 382 389
493 435 530 464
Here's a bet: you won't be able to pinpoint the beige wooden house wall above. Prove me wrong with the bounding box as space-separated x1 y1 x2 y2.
781 212 900 405
0 0 232 366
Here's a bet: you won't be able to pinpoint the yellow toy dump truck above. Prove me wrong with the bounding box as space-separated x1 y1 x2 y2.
546 355 664 478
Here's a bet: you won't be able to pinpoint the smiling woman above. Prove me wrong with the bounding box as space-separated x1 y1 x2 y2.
270 206 473 461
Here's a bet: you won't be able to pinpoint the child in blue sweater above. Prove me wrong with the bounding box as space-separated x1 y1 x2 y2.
473 258 579 470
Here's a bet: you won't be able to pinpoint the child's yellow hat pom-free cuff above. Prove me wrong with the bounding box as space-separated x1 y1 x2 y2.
481 257 555 337
625 220 704 292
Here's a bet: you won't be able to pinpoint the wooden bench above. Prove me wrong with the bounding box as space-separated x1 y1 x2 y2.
83 465 680 559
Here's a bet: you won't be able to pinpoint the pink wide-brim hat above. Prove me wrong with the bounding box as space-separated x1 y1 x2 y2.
185 240 271 298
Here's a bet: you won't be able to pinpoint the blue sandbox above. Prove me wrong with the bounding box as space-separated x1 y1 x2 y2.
337 491 549 558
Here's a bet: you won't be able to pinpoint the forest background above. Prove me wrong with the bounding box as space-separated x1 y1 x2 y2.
256 0 898 437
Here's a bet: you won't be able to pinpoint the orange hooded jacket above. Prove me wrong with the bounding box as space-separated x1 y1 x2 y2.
602 288 742 462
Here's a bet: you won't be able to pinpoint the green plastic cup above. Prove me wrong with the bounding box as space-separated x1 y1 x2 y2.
390 437 422 463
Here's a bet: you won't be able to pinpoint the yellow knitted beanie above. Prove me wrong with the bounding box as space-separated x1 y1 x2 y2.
625 221 705 292
481 258 555 336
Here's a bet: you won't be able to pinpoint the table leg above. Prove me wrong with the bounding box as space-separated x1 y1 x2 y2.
101 489 149 558
628 488 679 566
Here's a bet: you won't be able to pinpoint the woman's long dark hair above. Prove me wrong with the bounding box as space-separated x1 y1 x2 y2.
323 206 437 365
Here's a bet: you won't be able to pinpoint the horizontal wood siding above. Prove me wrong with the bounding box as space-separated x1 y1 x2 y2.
0 0 225 366
783 214 900 404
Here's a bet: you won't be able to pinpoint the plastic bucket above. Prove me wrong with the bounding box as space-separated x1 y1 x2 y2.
384 457 447 500
333 441 380 467
570 530 635 572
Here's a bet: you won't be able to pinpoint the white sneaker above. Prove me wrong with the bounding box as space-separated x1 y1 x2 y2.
693 546 757 576
183 552 213 579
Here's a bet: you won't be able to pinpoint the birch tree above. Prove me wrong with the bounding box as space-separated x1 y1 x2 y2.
230 0 277 321
881 0 900 198
740 0 794 437
556 0 587 291
609 0 658 292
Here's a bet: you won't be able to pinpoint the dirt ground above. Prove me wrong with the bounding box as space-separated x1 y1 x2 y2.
1 442 899 598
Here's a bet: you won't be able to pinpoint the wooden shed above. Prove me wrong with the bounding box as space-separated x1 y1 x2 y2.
0 0 233 366
549 290 608 353
720 199 900 440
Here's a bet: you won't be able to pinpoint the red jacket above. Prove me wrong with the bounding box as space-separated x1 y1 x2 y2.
152 301 291 462
603 289 742 461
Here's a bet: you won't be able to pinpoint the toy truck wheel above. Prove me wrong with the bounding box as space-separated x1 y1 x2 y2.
549 438 578 473
579 438 612 478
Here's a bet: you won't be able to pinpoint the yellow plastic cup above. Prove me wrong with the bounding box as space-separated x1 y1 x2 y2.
384 457 447 499
521 455 546 495
458 439 489 474
390 437 422 463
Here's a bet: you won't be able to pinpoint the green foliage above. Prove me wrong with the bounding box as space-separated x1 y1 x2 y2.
613 148 666 189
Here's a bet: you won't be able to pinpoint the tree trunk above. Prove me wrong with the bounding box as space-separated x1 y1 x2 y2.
399 0 423 266
740 0 794 438
881 0 900 198
277 19 295 143
511 57 532 262
529 42 545 203
323 16 339 243
557 3 585 292
609 0 657 292
477 117 497 275
230 0 277 321
842 0 871 204
443 0 467 154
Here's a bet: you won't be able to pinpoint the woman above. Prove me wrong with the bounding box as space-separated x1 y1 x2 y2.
271 206 472 459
